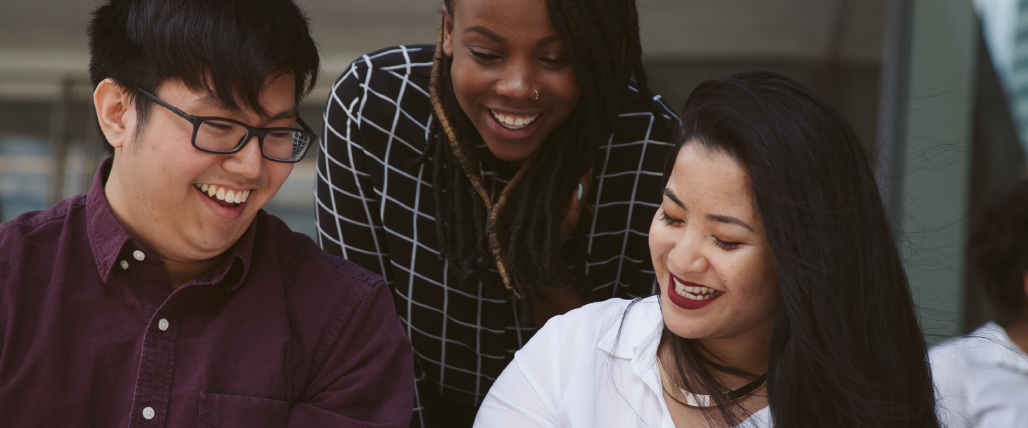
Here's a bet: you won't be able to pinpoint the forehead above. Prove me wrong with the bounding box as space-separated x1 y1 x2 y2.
453 0 556 36
668 143 755 214
157 74 298 121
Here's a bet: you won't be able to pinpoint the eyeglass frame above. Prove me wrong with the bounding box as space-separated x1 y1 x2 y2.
129 84 317 163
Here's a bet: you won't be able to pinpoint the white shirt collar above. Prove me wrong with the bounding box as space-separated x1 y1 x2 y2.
971 322 1028 373
595 297 773 428
597 297 663 361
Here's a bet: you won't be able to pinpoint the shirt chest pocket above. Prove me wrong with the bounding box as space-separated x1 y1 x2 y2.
198 392 289 428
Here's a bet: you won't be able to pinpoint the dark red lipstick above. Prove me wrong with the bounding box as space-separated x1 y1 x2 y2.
666 273 722 310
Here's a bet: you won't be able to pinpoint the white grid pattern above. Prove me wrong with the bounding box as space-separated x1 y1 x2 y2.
314 45 678 426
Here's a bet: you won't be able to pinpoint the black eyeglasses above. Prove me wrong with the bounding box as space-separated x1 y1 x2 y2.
131 85 317 163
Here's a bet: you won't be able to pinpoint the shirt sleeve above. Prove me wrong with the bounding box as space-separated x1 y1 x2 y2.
315 58 394 285
287 279 415 427
473 317 564 428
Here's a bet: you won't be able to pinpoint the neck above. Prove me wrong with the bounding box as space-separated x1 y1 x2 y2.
659 324 772 391
1004 315 1028 355
163 257 225 290
105 165 225 291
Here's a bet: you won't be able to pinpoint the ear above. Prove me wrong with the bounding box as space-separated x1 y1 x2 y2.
442 3 455 58
93 79 135 151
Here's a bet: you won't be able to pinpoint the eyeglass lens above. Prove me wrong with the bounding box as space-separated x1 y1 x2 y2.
195 119 311 161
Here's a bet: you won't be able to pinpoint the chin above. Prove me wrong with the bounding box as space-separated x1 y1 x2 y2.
659 297 709 339
483 140 543 162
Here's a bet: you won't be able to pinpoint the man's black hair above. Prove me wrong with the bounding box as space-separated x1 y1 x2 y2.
968 180 1028 326
88 0 320 154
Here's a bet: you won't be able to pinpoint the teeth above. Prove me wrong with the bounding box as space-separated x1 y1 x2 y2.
671 276 722 301
196 183 249 205
491 110 539 130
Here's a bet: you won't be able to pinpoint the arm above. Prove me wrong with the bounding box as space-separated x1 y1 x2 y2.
315 59 393 283
474 317 564 428
288 280 415 427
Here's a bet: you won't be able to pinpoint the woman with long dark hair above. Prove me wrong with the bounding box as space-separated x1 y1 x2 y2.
315 0 678 425
475 71 941 428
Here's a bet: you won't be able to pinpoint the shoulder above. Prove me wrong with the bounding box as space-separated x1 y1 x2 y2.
548 297 647 334
259 211 389 310
614 80 680 140
523 297 660 361
0 197 86 298
930 323 1006 368
0 196 84 262
331 44 435 90
0 196 83 241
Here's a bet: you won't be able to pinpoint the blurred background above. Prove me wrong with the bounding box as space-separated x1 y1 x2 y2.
0 0 1023 343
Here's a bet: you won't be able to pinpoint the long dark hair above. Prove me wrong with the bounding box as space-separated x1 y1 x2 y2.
418 0 655 301
659 71 940 427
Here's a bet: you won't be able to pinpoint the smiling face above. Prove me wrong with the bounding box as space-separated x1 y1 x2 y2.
104 75 296 266
650 142 780 344
442 0 582 162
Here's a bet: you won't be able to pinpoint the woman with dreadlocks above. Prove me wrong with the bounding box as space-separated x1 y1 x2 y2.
315 0 677 426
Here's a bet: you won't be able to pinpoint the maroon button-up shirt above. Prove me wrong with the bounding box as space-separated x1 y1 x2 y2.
0 159 414 427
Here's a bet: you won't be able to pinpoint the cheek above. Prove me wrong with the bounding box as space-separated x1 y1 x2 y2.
262 163 293 196
549 71 581 109
450 57 487 102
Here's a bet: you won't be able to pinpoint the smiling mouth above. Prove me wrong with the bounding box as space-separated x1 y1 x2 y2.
490 109 540 131
194 183 250 207
672 276 723 301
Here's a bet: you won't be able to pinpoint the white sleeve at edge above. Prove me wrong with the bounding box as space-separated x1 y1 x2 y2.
473 317 564 428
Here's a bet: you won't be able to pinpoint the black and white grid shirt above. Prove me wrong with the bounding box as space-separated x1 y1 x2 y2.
315 45 678 409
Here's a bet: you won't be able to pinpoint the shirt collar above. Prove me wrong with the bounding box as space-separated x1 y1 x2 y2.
971 322 1028 373
86 158 134 283
597 297 664 362
86 157 256 289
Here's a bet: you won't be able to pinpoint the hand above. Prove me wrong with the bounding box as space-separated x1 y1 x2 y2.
559 167 594 244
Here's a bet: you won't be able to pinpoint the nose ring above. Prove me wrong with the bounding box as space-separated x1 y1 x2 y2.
532 89 539 100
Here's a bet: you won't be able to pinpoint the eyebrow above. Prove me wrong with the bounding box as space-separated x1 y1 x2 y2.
197 94 298 123
464 26 563 47
662 188 755 232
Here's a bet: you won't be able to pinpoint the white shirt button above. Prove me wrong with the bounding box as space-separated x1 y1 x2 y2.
158 319 169 331
133 250 145 261
142 406 155 420
119 260 129 270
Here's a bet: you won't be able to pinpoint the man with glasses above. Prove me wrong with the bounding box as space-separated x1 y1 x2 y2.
0 0 413 427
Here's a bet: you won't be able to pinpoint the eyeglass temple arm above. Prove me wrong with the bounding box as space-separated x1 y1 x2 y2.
130 85 195 122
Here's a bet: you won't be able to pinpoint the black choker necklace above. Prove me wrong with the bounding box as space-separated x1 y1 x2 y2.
656 355 766 408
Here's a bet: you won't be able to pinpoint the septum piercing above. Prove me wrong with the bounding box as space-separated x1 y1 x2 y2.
532 89 539 100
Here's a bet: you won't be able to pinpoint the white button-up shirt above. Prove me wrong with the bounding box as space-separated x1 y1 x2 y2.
930 322 1028 428
474 297 771 428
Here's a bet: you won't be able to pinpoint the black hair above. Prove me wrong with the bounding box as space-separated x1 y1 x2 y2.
422 0 656 304
88 0 320 154
659 72 940 427
968 180 1028 326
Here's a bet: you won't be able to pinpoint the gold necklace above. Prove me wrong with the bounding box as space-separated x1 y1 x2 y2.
656 355 767 408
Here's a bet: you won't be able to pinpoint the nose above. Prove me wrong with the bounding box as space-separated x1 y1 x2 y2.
494 58 536 101
666 230 710 275
223 134 264 180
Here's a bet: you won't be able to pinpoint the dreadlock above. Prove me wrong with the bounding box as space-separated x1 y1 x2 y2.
419 0 656 303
